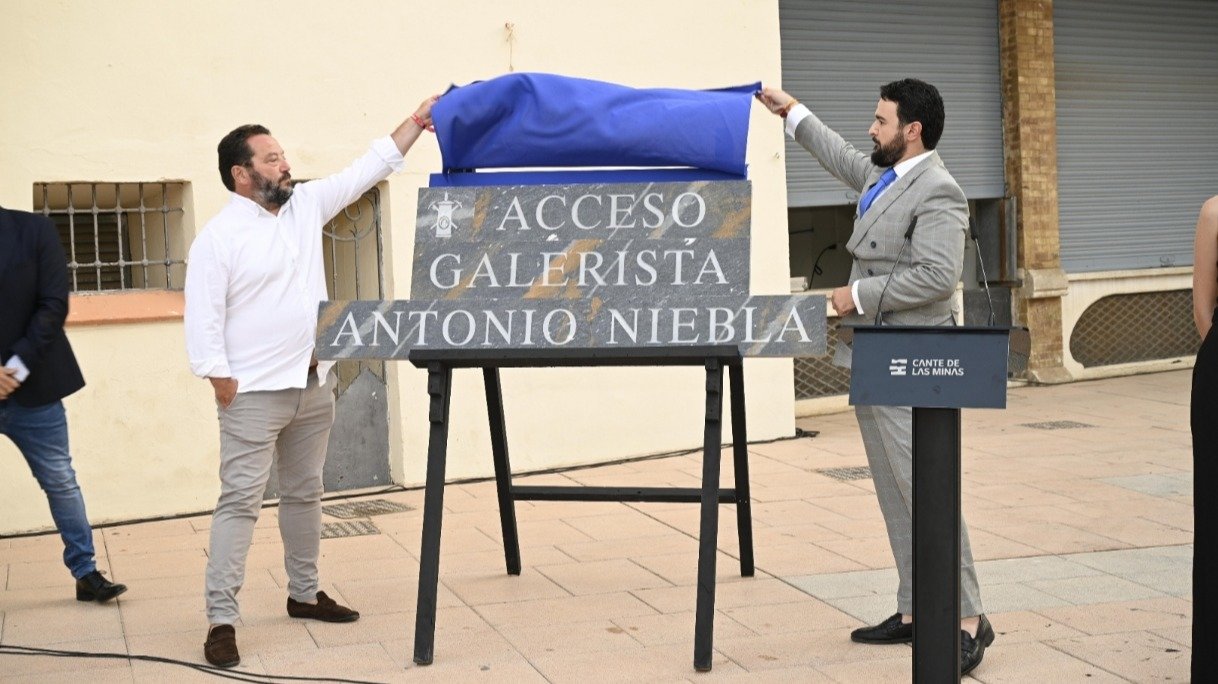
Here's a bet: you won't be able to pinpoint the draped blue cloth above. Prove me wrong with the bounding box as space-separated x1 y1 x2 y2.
430 73 758 179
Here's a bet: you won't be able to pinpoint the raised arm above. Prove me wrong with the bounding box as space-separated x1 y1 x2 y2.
391 95 439 156
297 95 440 223
758 86 872 193
1194 196 1218 339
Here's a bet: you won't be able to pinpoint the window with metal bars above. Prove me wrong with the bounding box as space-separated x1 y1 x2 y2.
32 182 188 292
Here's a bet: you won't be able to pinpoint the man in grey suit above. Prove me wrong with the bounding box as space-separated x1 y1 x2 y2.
758 79 993 675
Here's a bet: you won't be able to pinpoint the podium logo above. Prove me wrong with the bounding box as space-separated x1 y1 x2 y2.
428 191 463 239
889 358 908 376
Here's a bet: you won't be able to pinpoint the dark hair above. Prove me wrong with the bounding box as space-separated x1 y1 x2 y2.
217 124 270 191
879 79 945 150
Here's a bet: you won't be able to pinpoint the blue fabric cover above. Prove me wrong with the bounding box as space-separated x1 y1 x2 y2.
428 168 743 188
431 73 758 177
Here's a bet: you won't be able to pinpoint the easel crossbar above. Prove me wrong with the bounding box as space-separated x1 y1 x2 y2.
512 485 741 503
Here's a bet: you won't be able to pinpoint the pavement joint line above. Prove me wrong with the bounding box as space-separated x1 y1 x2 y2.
785 544 1195 611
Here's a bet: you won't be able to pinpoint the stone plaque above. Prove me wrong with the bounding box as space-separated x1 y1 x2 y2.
317 294 826 359
315 179 827 359
412 238 750 300
412 181 751 300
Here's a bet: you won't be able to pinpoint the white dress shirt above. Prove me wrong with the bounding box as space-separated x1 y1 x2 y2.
785 104 932 315
185 136 405 393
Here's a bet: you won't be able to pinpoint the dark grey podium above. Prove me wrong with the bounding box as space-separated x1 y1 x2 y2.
845 324 1027 683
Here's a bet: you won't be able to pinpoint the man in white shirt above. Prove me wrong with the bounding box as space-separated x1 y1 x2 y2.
184 96 436 669
757 80 992 676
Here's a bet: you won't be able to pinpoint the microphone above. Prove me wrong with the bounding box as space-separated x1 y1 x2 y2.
874 216 918 325
969 217 996 326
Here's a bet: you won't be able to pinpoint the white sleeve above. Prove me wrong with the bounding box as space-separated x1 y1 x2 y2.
183 232 232 378
852 280 865 316
292 136 406 224
784 104 813 138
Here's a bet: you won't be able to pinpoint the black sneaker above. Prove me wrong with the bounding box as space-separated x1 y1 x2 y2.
75 570 127 603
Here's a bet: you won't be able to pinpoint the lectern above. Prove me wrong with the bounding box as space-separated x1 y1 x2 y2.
846 324 1026 683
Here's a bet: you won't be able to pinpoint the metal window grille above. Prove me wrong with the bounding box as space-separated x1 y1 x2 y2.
320 186 386 398
1069 289 1198 368
322 187 383 301
794 317 851 399
33 182 188 292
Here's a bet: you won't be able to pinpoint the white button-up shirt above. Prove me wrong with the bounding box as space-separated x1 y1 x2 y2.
185 136 405 393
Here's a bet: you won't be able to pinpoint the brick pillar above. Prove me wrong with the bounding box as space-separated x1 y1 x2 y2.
1000 0 1072 384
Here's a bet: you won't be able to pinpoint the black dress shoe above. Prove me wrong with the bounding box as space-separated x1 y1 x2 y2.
961 614 995 675
75 570 127 603
851 612 914 644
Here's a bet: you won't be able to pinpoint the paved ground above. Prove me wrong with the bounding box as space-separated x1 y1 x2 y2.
0 370 1193 682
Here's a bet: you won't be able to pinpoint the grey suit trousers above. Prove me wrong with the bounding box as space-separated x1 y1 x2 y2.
205 370 335 625
855 403 983 617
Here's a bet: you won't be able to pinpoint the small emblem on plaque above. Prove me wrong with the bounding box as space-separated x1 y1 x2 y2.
428 192 462 238
889 358 908 376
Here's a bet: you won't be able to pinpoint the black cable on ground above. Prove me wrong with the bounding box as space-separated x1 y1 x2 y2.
0 643 387 684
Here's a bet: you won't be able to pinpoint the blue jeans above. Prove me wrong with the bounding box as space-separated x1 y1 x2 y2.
0 399 96 579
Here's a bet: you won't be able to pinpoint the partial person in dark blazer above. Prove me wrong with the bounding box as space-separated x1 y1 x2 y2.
758 79 992 675
0 205 127 603
1191 194 1218 679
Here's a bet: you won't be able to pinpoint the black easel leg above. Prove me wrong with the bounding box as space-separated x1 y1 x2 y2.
693 359 725 672
484 367 521 575
727 363 754 577
912 406 962 683
413 363 453 666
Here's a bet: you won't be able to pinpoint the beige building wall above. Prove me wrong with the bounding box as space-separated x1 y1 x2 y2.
0 1 793 534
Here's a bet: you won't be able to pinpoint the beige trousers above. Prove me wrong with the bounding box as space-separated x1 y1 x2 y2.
205 370 335 625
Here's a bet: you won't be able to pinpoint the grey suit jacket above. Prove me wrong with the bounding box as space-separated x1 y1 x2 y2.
792 111 968 363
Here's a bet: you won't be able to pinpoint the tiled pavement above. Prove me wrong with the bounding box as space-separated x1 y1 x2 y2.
0 370 1193 682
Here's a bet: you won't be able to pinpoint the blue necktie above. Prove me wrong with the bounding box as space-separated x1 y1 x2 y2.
858 167 898 217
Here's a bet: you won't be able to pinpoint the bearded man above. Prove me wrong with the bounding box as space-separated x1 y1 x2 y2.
757 79 993 676
184 97 435 668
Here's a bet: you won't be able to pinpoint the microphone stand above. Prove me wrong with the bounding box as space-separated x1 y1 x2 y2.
968 217 996 327
874 216 918 325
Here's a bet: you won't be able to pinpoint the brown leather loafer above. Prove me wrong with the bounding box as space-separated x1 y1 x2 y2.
204 624 240 668
286 590 360 623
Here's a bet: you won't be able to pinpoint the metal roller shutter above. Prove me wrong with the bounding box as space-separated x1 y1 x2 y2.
1055 0 1218 272
778 1 1005 207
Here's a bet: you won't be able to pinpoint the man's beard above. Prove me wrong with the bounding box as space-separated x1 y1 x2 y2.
252 168 293 208
870 131 907 168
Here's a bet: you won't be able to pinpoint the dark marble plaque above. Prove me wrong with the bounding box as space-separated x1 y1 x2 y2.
313 179 827 359
317 294 826 359
411 238 749 300
411 181 751 300
414 181 751 245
